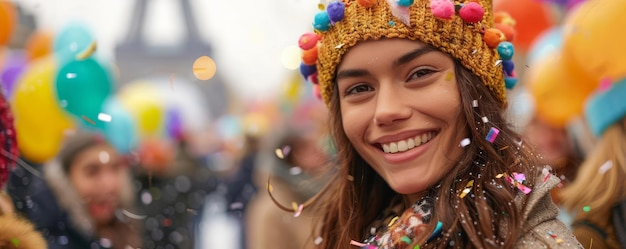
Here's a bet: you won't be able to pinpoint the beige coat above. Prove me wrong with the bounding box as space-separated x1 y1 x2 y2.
516 174 583 248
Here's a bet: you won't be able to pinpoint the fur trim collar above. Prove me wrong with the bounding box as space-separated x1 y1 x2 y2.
43 159 135 237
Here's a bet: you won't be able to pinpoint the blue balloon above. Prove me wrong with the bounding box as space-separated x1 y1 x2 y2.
53 22 95 60
102 97 138 154
527 27 563 65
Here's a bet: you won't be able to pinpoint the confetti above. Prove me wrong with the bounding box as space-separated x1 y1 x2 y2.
547 231 564 244
347 175 355 181
389 21 396 26
314 236 324 245
121 209 147 220
192 56 217 81
267 182 274 193
186 208 198 215
598 160 613 174
293 203 304 217
388 216 399 227
498 146 509 151
472 99 478 107
485 127 500 143
350 240 368 247
502 172 532 194
97 113 112 122
318 3 326 10
445 72 454 81
10 238 19 247
459 138 471 147
76 41 97 60
427 221 443 241
494 60 502 67
275 148 285 159
230 202 244 210
481 116 489 123
81 115 96 125
583 206 591 212
401 236 412 244
459 180 474 198
282 145 292 157
599 77 612 92
335 43 345 49
472 49 478 54
289 166 303 175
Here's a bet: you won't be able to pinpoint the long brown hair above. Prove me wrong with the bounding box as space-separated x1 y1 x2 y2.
312 60 539 249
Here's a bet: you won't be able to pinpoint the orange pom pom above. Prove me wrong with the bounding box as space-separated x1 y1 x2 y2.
484 28 505 48
302 44 319 65
495 23 516 42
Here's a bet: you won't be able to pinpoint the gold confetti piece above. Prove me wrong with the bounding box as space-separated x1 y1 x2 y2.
346 175 354 181
495 173 504 178
318 3 325 10
498 146 509 151
556 238 563 244
291 202 299 212
275 148 285 159
459 180 475 198
445 72 453 81
192 56 217 81
81 115 96 125
267 182 274 193
388 216 399 227
76 41 97 60
335 43 345 49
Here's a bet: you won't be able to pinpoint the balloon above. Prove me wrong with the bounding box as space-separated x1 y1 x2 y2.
561 0 626 84
25 30 54 61
55 57 113 129
493 0 555 52
0 51 27 98
14 119 66 164
12 57 74 129
165 108 183 140
527 27 563 65
53 22 95 60
0 1 16 46
527 53 597 128
118 82 164 137
102 97 138 154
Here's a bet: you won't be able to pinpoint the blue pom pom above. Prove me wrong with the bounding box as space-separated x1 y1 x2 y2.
497 42 515 61
397 0 414 7
502 60 514 76
505 77 518 90
327 2 345 23
300 63 317 79
313 11 331 31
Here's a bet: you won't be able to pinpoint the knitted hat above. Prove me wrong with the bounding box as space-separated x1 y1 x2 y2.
0 93 17 188
58 131 107 172
585 79 626 137
297 0 519 107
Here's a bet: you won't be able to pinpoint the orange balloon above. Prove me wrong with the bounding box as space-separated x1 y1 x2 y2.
493 0 555 52
527 53 596 128
25 31 54 61
0 1 16 46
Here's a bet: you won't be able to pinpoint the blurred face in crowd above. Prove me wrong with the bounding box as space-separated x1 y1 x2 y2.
336 39 467 200
69 144 128 225
524 117 571 169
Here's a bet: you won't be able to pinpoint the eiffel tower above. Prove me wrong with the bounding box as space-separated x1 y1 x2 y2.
114 0 230 120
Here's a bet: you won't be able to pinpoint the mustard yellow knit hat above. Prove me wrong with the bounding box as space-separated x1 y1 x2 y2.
298 0 518 107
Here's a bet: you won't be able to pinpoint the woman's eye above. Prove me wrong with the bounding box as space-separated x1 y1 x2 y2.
346 84 373 95
408 68 436 81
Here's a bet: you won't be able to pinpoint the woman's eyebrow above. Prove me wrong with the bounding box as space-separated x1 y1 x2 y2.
393 46 437 67
336 69 370 81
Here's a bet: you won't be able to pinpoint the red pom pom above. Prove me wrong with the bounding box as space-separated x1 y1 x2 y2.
310 72 319 85
459 2 484 23
430 0 454 19
357 0 377 8
301 44 319 65
298 33 320 50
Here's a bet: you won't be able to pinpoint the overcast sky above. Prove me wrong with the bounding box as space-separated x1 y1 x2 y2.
13 0 320 100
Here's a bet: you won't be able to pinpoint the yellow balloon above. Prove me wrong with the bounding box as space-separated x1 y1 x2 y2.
15 120 66 164
11 57 74 163
527 54 596 128
118 81 164 137
562 0 626 83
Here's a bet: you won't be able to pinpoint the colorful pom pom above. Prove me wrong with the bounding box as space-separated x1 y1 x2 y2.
497 41 515 60
313 11 331 31
313 84 322 99
310 72 319 85
327 1 346 24
502 60 514 76
483 28 504 48
430 0 455 20
300 62 317 79
298 33 320 50
505 76 518 90
302 44 319 65
459 2 484 23
495 23 516 42
397 0 414 7
357 0 377 8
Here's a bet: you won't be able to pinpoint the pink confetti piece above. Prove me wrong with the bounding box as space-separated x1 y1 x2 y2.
293 203 304 217
314 237 324 245
350 240 368 247
485 127 500 143
459 138 471 147
599 77 612 92
599 160 613 174
512 172 526 183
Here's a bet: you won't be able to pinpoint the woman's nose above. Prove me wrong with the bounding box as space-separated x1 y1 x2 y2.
372 83 412 127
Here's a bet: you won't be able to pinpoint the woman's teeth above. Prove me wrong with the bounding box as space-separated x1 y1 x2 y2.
381 132 434 154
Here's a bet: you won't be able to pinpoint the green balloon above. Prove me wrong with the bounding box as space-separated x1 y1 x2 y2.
55 58 113 128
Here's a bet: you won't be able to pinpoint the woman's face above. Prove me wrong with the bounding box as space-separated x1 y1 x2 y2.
69 144 128 225
337 39 467 198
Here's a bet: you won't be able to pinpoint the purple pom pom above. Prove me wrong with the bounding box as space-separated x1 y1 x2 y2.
327 2 345 23
502 60 514 76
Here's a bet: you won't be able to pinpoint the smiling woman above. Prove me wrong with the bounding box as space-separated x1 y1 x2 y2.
291 0 582 248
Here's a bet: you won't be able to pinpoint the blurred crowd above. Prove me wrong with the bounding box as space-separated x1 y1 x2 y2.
0 0 625 248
